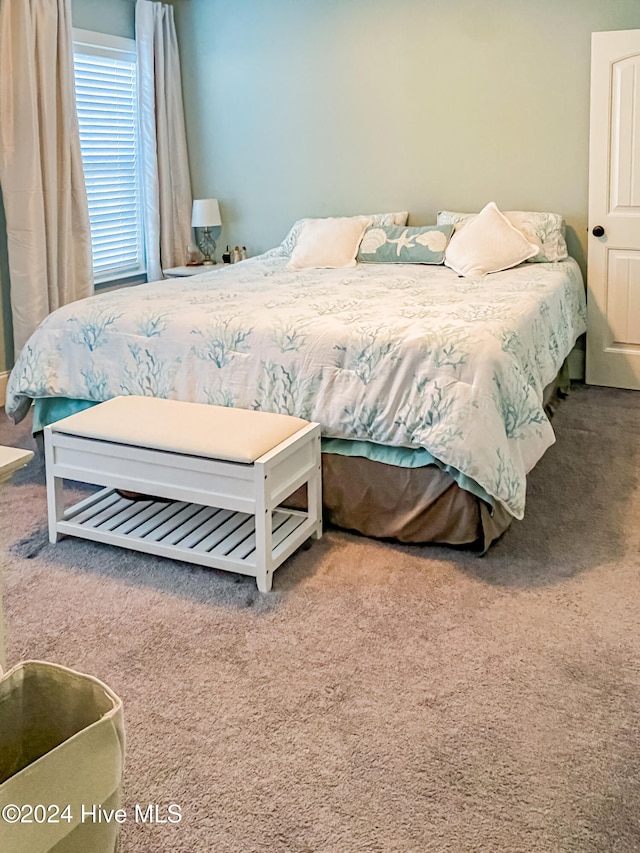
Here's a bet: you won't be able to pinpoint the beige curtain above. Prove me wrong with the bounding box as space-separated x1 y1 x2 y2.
136 0 192 282
0 0 92 357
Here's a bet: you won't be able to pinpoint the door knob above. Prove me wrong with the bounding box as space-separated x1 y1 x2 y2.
592 225 605 237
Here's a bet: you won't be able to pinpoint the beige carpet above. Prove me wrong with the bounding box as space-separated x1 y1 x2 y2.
1 384 639 853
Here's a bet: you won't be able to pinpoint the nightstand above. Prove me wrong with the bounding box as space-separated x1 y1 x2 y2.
163 265 211 278
0 446 34 485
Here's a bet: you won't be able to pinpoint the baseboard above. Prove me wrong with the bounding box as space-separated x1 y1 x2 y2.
0 371 8 409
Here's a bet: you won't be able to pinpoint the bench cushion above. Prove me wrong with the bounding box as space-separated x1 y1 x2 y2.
50 397 310 464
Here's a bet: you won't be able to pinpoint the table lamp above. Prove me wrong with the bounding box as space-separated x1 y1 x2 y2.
191 198 222 264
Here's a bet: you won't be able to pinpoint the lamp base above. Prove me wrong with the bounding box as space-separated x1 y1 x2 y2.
197 228 217 265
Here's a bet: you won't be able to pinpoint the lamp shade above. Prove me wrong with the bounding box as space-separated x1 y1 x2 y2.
191 198 222 228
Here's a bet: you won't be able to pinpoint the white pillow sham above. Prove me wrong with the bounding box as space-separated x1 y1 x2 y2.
444 202 539 277
287 216 372 270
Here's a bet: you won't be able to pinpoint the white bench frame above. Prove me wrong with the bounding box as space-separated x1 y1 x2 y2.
44 421 322 592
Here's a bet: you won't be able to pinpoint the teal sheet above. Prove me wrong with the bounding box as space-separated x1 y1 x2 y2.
33 397 97 431
32 397 493 505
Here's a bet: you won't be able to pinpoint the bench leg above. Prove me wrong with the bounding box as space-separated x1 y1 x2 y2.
255 506 274 593
44 429 64 543
255 464 274 592
47 478 64 543
309 440 323 540
256 567 273 594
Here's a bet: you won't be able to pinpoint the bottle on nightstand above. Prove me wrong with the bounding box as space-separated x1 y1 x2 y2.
185 243 204 266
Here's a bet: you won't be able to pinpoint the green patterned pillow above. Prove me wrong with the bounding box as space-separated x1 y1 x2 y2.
357 224 453 264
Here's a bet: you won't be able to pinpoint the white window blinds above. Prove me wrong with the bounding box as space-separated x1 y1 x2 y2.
73 30 145 284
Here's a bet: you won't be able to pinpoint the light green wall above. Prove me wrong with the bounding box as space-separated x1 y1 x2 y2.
174 0 640 267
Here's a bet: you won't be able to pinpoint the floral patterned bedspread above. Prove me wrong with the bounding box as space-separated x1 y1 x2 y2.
6 254 587 519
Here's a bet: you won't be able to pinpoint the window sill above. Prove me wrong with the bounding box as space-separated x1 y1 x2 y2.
94 273 148 293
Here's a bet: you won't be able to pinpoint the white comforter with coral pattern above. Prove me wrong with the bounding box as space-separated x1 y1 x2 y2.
6 253 587 519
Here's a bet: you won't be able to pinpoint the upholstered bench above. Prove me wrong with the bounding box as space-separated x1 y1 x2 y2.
44 397 322 592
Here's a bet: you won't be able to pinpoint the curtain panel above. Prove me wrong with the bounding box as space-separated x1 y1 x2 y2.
0 0 92 357
136 0 192 282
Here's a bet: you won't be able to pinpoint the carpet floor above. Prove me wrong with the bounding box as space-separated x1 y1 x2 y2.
1 384 639 853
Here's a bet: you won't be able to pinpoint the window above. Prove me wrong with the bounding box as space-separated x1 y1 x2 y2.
73 29 145 285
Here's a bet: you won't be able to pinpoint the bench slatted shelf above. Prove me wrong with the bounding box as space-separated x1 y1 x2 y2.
45 397 322 592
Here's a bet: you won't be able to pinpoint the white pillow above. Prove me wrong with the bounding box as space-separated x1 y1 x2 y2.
444 202 539 277
287 216 372 270
437 208 568 263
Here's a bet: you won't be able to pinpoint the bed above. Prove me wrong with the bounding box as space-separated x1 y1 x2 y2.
5 222 588 549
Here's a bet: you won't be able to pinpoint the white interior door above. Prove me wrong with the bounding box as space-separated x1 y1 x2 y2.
587 29 640 389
